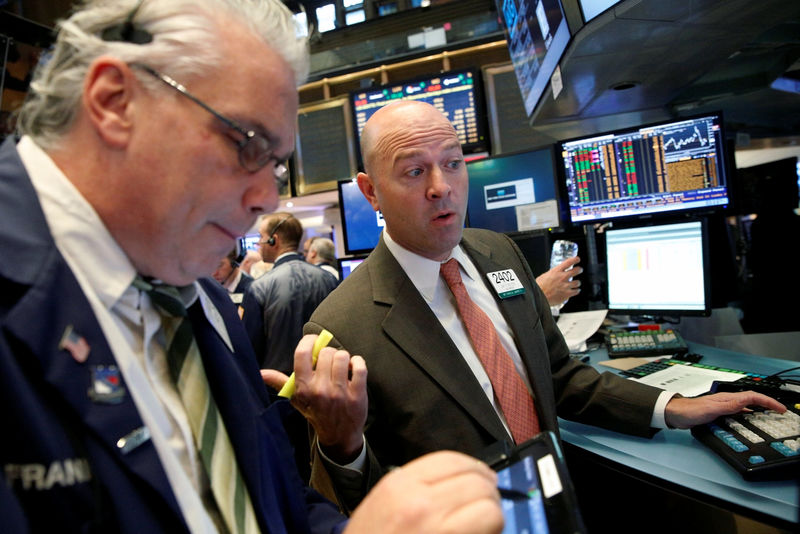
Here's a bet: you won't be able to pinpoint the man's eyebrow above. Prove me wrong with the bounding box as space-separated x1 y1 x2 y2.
392 148 427 163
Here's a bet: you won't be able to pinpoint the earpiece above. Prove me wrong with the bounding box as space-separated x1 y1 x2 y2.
233 238 246 266
266 216 292 246
101 0 153 44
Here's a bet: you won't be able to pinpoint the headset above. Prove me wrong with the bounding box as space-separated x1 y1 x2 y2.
233 238 247 266
266 216 292 246
101 0 153 44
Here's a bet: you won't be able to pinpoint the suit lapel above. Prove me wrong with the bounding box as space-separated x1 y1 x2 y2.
4 253 183 519
369 241 510 443
0 141 183 522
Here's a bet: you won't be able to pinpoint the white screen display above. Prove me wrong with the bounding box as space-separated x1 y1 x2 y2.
605 221 707 313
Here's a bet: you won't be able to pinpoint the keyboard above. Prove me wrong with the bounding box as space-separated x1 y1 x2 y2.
605 328 689 358
690 378 800 480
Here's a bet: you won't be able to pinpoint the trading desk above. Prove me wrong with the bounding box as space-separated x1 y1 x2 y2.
558 342 798 532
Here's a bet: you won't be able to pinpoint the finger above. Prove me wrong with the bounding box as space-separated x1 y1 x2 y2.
439 495 504 534
739 391 786 412
402 451 496 485
293 335 318 378
349 355 368 392
560 256 580 269
260 369 289 390
313 346 336 382
424 467 499 504
330 349 353 388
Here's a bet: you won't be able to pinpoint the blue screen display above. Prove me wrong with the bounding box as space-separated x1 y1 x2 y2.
466 147 561 234
338 179 384 254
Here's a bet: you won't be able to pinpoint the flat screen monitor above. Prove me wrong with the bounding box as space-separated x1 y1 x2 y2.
241 234 261 252
349 68 489 167
337 255 367 280
559 113 731 225
466 146 563 234
604 219 711 317
337 178 384 255
494 0 571 118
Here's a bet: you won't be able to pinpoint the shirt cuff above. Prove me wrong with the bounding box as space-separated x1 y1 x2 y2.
317 436 367 473
650 390 676 429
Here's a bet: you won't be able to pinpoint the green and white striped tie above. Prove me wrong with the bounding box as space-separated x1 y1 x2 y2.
134 277 259 534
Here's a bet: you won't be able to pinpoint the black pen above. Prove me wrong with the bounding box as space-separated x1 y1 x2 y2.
498 487 530 500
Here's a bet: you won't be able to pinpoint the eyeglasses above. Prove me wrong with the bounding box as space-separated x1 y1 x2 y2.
133 64 290 188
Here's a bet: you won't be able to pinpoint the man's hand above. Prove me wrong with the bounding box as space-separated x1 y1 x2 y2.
665 391 787 429
536 256 582 306
345 451 503 534
261 334 367 463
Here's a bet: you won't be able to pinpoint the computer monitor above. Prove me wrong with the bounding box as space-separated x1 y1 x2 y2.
241 234 261 251
337 255 367 280
604 219 711 317
349 68 489 167
494 0 571 119
559 113 732 225
466 146 563 234
337 179 383 255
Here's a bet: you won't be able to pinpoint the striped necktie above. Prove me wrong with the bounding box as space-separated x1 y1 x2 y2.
439 259 540 444
133 277 259 534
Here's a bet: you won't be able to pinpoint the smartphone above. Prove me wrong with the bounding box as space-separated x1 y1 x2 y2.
494 431 586 534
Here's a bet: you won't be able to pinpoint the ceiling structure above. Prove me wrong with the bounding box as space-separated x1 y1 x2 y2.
5 0 798 144
3 0 799 226
526 0 800 148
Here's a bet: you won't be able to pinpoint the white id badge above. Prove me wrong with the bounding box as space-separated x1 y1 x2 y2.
486 269 525 299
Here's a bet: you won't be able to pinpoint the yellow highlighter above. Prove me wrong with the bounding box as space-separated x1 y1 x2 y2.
278 329 333 399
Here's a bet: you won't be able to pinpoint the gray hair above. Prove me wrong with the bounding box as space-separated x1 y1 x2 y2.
17 0 308 149
310 236 336 263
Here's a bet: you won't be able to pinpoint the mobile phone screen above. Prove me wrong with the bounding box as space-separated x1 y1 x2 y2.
497 454 550 534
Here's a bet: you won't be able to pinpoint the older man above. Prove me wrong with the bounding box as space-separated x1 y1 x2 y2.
0 2 503 533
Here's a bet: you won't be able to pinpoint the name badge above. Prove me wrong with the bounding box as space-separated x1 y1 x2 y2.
486 269 525 299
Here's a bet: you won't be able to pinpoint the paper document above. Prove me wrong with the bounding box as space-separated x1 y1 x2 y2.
631 365 747 397
556 310 608 352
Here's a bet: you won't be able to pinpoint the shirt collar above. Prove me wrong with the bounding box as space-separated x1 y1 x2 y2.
19 135 202 311
18 135 137 310
224 269 243 293
383 230 479 302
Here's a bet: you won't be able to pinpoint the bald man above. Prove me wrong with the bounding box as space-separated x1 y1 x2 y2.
263 100 785 511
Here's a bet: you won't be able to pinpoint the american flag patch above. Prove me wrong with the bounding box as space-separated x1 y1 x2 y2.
59 325 90 363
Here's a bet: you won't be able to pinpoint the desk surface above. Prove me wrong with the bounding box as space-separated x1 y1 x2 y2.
558 341 799 528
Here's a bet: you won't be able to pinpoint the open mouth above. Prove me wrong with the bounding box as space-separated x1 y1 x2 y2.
434 211 454 222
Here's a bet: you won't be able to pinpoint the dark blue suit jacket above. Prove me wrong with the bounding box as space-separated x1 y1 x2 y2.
0 138 347 533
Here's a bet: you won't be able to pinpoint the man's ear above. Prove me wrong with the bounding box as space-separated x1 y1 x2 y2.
357 172 380 211
83 58 137 148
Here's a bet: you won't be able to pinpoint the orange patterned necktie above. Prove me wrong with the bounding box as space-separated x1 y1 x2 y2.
440 259 539 443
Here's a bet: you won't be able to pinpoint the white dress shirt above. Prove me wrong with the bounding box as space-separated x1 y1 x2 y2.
382 230 672 430
19 135 231 533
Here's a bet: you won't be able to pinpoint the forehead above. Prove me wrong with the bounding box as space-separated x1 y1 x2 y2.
376 120 461 163
201 23 299 155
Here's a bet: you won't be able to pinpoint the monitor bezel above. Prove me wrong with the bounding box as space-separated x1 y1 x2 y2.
556 111 733 227
348 66 491 170
336 254 369 281
603 217 712 318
